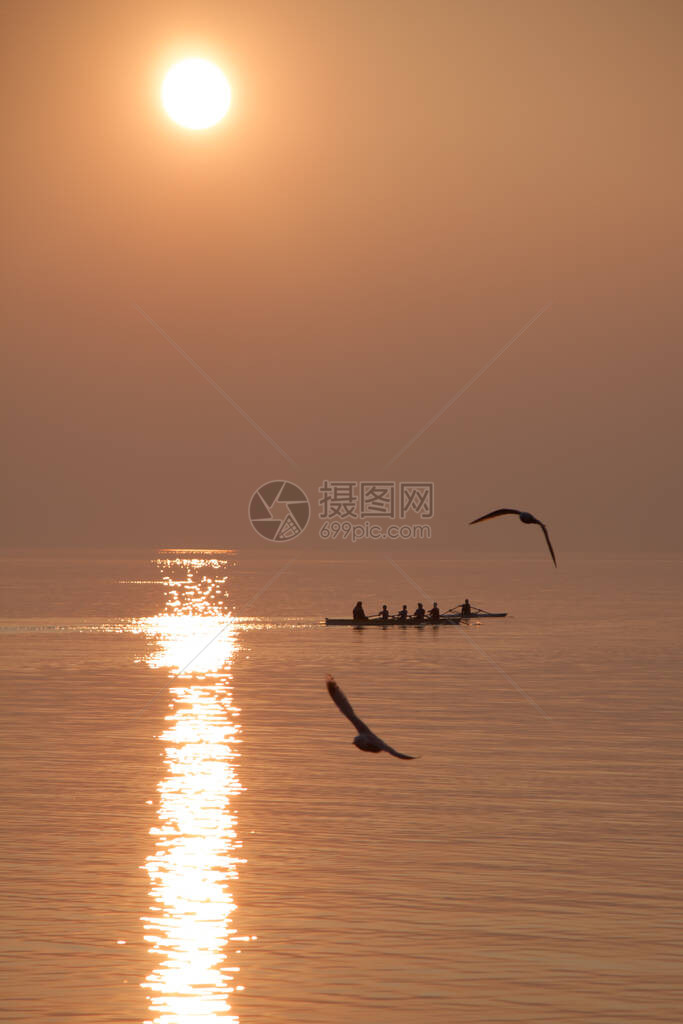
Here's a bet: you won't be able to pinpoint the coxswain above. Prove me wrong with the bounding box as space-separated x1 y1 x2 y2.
352 600 368 621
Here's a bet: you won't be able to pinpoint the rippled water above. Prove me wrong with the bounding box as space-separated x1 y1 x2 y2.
1 549 681 1022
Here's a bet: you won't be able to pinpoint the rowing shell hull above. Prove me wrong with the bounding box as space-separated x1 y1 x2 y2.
325 613 506 626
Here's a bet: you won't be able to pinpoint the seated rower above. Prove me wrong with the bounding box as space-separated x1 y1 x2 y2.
379 604 390 621
397 604 408 622
413 602 425 622
352 600 368 621
429 601 440 622
462 598 471 617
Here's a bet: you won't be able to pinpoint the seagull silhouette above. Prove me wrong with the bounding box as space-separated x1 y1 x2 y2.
469 508 557 567
326 675 416 759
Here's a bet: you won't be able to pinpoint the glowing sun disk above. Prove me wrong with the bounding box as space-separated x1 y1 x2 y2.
162 58 231 130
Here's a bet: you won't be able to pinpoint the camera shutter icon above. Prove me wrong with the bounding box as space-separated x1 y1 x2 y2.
249 481 310 542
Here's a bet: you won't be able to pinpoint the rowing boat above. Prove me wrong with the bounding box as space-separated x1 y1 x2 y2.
325 608 506 627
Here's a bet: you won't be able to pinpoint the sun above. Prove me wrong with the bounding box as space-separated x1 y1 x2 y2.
162 58 231 130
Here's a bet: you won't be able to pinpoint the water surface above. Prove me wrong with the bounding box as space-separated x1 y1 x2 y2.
1 550 681 1022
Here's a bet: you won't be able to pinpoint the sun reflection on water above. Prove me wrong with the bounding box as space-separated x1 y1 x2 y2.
135 553 246 1024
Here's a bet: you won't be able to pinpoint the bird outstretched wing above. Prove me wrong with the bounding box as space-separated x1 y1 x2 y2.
379 741 416 760
538 522 557 567
326 676 371 734
469 508 520 524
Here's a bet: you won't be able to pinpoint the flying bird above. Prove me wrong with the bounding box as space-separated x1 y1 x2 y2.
469 508 557 567
326 675 416 759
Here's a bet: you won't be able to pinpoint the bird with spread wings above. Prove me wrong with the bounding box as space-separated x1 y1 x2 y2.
469 508 557 567
326 676 416 759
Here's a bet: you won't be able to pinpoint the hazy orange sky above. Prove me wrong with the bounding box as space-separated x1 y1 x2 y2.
2 1 682 552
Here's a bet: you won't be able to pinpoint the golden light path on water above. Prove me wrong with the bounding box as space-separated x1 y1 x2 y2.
132 555 252 1024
